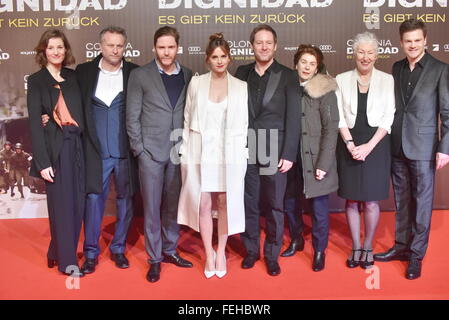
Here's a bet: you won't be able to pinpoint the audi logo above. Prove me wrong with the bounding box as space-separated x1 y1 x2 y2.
319 45 333 51
188 47 201 52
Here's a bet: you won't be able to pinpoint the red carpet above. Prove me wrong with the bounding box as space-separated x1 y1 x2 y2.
1 211 449 300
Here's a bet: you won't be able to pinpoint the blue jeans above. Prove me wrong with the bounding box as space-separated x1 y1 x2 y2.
83 157 133 259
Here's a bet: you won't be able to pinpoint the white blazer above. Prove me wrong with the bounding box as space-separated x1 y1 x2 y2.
335 67 395 134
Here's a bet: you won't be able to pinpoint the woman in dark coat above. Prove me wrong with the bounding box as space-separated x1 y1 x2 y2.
282 45 339 272
27 29 85 277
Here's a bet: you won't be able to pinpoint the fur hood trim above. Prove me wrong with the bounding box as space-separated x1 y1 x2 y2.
304 74 338 99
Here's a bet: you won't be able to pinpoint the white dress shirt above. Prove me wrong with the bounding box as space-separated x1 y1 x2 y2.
95 58 124 107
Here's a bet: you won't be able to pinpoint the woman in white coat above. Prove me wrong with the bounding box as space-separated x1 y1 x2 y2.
177 33 248 279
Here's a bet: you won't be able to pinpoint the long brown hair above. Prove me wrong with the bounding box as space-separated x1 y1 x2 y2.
34 29 75 69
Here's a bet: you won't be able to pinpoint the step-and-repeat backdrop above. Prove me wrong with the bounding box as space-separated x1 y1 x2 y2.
1 0 448 218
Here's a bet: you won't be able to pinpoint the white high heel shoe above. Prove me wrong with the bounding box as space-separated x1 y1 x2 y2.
204 251 216 279
215 252 227 279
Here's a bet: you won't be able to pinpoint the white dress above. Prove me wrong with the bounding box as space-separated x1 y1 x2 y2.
201 98 227 192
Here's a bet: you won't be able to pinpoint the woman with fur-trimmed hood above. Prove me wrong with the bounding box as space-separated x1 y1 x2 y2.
282 45 339 272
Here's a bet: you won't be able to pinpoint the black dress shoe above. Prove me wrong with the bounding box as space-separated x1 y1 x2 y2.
146 263 161 283
406 259 422 280
163 253 193 268
80 258 98 274
374 247 410 262
241 254 260 269
265 259 281 276
111 253 129 269
281 237 305 257
47 258 57 268
312 251 325 272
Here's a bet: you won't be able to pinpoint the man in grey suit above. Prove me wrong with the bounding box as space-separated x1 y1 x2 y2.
126 26 193 283
374 19 449 280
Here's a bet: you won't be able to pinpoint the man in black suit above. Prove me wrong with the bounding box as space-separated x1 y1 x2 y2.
235 24 301 276
374 19 449 280
75 26 139 274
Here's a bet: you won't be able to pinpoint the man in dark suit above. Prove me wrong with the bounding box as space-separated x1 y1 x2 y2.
235 24 301 276
374 19 449 280
126 26 193 283
75 26 139 274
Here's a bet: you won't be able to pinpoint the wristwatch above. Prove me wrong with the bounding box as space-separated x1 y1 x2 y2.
344 139 354 145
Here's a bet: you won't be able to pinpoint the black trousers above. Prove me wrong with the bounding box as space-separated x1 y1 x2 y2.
241 163 287 262
46 126 85 273
391 151 435 260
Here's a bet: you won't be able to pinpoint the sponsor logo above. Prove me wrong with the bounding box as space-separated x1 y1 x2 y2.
444 44 449 52
318 44 336 54
24 74 29 90
432 44 440 52
346 39 399 58
0 48 11 61
188 46 204 55
178 46 184 55
19 51 35 56
285 44 336 54
228 40 253 59
85 42 141 59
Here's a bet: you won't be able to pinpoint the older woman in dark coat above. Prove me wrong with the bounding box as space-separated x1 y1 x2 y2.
282 45 339 272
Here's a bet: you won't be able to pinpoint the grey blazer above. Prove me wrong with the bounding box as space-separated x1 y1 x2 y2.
126 60 192 162
391 53 449 160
